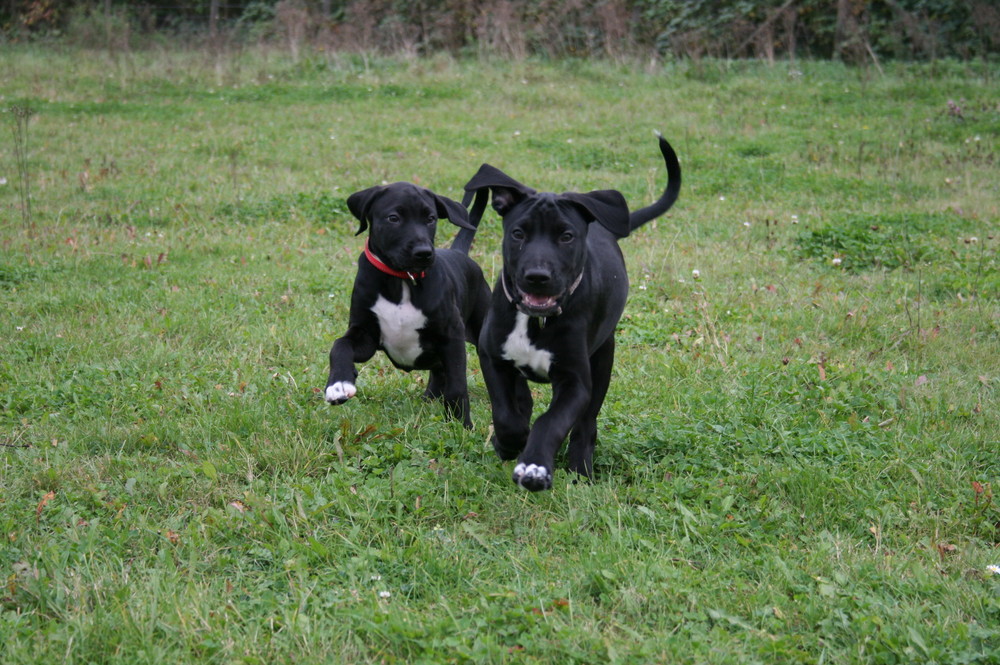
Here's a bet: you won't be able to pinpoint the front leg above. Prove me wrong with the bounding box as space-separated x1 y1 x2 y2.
480 350 532 459
567 336 615 479
514 363 592 491
325 326 378 404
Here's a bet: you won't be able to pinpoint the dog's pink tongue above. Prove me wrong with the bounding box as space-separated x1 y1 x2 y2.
523 293 556 308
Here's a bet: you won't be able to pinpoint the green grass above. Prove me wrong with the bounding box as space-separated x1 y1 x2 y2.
2 46 999 663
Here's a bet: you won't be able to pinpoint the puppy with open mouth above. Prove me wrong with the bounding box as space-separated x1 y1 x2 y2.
463 134 681 489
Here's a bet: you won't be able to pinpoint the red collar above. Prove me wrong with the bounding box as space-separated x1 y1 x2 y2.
364 239 425 282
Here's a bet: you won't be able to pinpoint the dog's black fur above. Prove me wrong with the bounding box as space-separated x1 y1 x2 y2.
463 135 681 489
325 182 490 428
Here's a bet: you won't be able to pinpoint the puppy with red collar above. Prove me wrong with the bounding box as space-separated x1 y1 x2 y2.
325 182 490 428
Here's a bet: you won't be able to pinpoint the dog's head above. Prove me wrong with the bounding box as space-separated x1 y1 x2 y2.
463 166 629 317
347 182 474 272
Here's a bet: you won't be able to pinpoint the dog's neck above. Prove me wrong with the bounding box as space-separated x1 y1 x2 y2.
364 239 425 283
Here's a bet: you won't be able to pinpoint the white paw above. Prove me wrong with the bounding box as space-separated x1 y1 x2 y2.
512 462 552 490
325 381 357 404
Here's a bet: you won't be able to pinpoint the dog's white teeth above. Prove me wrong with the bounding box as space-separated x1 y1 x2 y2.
522 294 556 308
325 382 357 403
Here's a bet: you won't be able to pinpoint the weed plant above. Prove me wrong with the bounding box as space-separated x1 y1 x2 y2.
1 47 999 663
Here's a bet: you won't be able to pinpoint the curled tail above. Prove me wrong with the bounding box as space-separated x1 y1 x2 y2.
629 133 681 232
450 226 477 255
453 186 492 255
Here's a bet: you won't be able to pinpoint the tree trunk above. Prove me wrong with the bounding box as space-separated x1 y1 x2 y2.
209 0 220 41
104 0 113 54
783 5 797 61
834 0 850 60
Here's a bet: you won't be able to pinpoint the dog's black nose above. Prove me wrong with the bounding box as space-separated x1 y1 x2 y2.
523 269 551 287
412 246 434 262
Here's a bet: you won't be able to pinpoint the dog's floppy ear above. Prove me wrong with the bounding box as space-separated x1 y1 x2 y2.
463 164 536 219
431 192 476 230
346 185 385 236
561 190 631 238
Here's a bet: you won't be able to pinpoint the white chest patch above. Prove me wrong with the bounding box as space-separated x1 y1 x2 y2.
501 312 553 378
371 283 427 367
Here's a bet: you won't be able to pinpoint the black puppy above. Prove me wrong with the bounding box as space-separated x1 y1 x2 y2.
463 135 681 489
325 182 490 428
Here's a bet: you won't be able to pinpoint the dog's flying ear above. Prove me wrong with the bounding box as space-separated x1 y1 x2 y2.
346 185 385 236
561 190 631 238
462 165 536 225
431 192 476 230
489 187 524 217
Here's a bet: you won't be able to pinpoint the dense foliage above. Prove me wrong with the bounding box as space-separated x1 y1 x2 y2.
3 0 998 61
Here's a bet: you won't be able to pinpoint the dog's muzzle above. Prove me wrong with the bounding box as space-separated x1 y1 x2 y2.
501 269 583 318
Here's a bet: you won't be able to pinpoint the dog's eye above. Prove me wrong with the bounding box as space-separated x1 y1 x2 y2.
426 216 437 225
386 214 401 224
510 229 525 241
559 232 574 244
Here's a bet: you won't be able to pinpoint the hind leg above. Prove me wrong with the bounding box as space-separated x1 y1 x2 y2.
434 339 474 428
424 370 444 401
424 369 472 428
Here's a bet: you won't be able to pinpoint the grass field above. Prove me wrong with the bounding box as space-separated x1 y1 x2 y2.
2 46 999 663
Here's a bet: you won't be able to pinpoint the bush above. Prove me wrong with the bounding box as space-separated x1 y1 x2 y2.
4 0 999 60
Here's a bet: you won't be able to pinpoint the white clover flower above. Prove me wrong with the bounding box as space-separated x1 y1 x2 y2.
370 575 382 582
0 177 7 186
378 590 391 599
513 130 521 136
719 196 726 201
832 257 842 266
692 269 701 279
743 221 751 228
791 215 799 224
